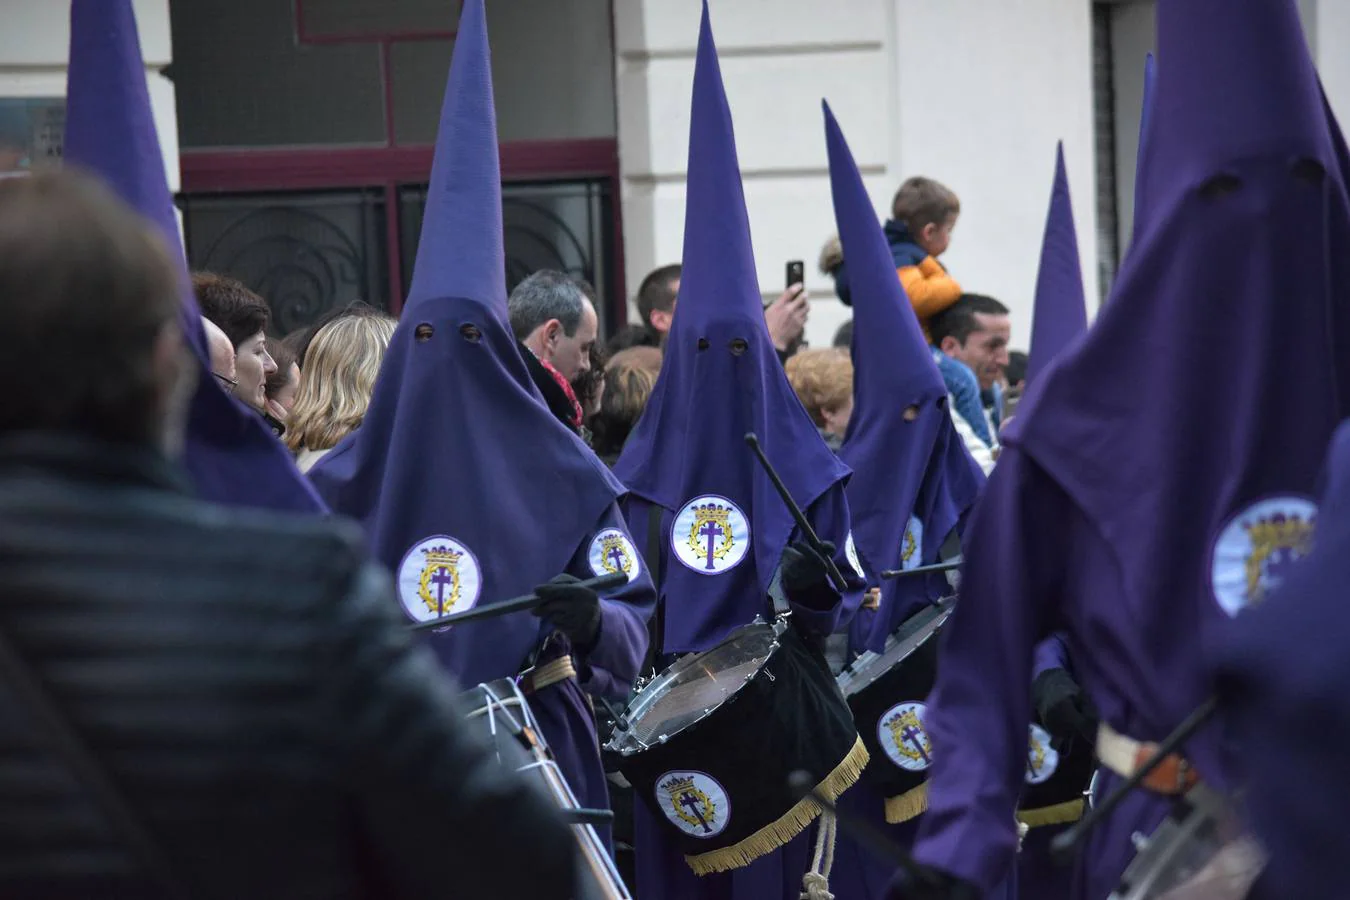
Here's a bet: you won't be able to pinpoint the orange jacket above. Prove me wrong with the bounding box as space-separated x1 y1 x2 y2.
900 256 962 341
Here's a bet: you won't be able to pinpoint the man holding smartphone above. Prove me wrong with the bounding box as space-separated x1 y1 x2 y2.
765 258 810 360
632 261 809 360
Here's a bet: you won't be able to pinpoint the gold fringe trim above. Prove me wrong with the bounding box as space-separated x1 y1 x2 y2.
884 782 929 824
685 736 870 876
1017 798 1085 828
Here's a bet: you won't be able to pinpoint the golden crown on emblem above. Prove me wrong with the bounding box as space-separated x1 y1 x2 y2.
1243 512 1314 552
423 544 464 568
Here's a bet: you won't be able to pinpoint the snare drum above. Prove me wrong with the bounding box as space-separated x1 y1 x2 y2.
1110 784 1265 900
837 600 952 824
462 679 633 900
605 618 869 876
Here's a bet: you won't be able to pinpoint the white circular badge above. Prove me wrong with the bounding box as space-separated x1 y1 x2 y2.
844 531 866 579
1025 723 1060 785
396 535 483 624
588 528 641 584
877 701 933 772
899 516 924 571
1210 495 1316 617
671 495 751 575
654 770 730 838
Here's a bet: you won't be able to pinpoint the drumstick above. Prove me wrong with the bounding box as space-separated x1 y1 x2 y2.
879 558 963 580
744 433 848 592
408 571 629 633
1050 696 1218 860
787 771 942 885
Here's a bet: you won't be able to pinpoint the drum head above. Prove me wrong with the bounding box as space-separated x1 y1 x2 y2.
838 600 954 698
609 621 779 754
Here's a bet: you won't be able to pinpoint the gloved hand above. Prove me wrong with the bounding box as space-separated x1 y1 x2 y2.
780 541 838 611
1032 667 1099 744
885 863 982 900
533 574 602 650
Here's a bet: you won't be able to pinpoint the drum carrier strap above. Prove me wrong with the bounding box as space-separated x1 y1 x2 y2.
0 622 191 899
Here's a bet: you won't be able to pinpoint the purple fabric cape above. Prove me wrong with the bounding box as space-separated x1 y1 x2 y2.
612 1 855 654
307 0 654 814
911 0 1350 895
65 0 322 513
825 102 984 655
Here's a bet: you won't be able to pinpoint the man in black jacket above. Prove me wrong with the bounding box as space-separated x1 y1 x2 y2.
0 171 575 897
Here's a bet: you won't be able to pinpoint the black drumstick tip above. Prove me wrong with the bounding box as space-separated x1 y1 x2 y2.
744 432 760 449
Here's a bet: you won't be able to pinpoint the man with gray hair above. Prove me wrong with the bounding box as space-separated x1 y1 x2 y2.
509 270 601 432
509 270 599 383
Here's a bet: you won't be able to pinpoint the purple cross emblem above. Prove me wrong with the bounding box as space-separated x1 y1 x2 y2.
900 723 930 765
698 520 724 570
430 566 454 615
607 544 628 574
678 791 713 833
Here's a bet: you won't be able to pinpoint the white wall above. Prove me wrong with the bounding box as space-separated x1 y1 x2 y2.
616 0 1098 352
893 0 1098 346
0 0 179 192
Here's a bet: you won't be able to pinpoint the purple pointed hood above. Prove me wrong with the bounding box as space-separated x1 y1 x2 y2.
1003 0 1350 778
1025 143 1088 385
826 101 983 651
308 0 623 685
65 0 322 513
613 2 850 648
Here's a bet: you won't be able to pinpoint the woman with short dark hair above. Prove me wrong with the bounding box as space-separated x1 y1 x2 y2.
192 272 276 415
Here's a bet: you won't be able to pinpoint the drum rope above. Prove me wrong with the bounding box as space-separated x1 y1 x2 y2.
800 811 837 900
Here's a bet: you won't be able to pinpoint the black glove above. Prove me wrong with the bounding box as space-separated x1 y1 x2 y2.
533 574 602 650
1032 667 1099 744
885 864 982 900
779 540 838 611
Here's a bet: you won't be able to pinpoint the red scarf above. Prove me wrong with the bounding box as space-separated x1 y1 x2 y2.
539 357 584 429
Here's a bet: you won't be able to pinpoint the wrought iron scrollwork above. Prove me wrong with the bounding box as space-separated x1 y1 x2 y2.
194 203 371 335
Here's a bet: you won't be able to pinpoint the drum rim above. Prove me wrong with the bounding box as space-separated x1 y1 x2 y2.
837 599 955 698
605 617 785 755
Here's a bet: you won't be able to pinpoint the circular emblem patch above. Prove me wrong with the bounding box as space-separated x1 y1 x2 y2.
671 495 751 575
877 701 933 772
654 770 730 838
899 516 924 571
588 528 641 583
1025 723 1060 785
396 535 483 625
844 531 866 579
1210 495 1317 617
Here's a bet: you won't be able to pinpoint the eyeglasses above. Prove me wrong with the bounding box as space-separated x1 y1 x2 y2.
212 371 238 391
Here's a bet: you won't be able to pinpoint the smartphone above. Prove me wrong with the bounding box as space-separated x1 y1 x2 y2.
785 260 805 290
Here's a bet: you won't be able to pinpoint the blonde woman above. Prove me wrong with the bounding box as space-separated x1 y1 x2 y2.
784 347 854 450
286 313 396 473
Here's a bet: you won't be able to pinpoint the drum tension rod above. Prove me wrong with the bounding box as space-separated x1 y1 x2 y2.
1050 696 1218 861
597 695 629 732
744 433 849 592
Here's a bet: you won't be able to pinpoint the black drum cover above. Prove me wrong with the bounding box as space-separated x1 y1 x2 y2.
610 623 868 875
1018 713 1097 828
841 611 945 824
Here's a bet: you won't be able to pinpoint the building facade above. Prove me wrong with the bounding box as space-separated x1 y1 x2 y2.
2 0 1347 348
